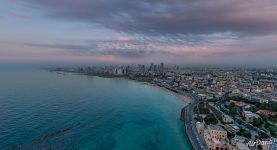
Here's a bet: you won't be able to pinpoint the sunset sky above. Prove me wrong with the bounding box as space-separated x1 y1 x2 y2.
1 0 277 66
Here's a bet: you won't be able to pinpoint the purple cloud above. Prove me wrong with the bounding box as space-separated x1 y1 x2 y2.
15 0 277 35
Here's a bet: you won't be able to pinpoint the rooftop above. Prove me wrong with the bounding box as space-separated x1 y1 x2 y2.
230 124 240 130
208 125 226 132
243 111 260 118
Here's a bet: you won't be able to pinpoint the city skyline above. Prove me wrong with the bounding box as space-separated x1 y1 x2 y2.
1 0 277 66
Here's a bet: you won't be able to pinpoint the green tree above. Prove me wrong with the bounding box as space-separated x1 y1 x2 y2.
241 131 251 138
260 114 268 122
246 105 258 112
259 131 269 139
230 102 236 107
204 114 218 125
252 118 263 127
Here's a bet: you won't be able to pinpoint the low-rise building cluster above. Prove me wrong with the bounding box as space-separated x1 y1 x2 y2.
55 63 277 150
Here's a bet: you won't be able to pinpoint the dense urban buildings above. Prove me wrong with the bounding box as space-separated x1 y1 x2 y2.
2 0 277 149
54 63 277 150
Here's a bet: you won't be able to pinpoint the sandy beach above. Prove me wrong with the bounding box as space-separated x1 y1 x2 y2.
133 80 193 104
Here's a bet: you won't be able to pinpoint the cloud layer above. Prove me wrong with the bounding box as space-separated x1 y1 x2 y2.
1 0 276 66
16 0 277 35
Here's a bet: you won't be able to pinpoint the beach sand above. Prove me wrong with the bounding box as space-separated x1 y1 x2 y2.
134 81 192 104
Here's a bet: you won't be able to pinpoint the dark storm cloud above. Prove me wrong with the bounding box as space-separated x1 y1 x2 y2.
15 0 277 35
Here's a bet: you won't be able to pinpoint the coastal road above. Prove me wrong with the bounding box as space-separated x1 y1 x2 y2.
152 84 207 149
183 93 208 150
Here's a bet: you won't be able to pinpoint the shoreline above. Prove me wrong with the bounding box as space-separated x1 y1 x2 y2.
119 77 198 149
139 81 192 104
117 76 192 104
60 71 193 105
56 71 196 149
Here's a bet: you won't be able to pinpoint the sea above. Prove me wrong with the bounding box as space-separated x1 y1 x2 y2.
0 69 192 150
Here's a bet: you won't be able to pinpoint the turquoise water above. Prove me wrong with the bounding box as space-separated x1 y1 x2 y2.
0 69 192 150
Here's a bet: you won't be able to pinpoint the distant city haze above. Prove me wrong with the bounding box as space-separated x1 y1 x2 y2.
1 0 277 67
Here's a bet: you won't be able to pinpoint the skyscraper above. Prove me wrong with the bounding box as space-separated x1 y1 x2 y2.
160 62 164 73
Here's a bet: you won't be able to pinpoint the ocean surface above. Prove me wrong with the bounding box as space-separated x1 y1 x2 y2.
0 69 192 150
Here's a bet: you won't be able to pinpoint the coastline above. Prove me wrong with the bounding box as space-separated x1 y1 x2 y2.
117 76 192 104
122 78 200 150
60 71 193 105
1 69 195 150
57 71 196 149
139 81 192 104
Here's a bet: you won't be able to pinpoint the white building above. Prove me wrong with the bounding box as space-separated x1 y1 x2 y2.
242 111 260 122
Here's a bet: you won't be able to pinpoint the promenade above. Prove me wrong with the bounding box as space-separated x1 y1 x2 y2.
139 83 207 150
181 93 207 150
139 83 206 150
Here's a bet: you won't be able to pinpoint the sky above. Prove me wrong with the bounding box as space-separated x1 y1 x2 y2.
0 0 277 67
